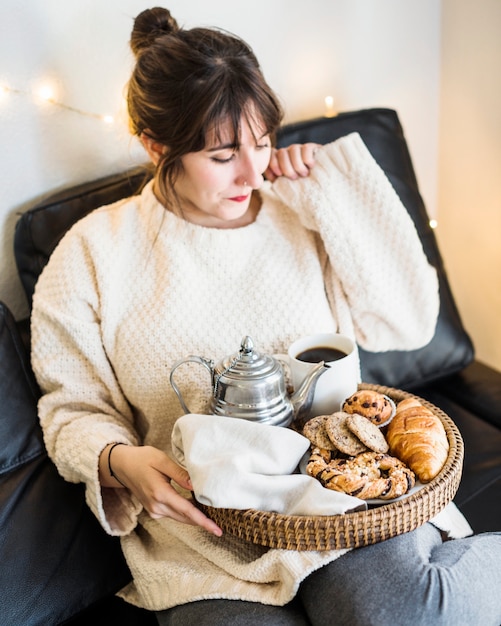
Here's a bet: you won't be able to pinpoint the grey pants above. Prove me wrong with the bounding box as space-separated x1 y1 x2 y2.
156 524 501 626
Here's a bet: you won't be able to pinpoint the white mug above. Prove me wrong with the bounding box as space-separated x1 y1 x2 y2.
284 333 359 418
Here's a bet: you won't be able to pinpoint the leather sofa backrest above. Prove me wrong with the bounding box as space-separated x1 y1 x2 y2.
14 108 474 390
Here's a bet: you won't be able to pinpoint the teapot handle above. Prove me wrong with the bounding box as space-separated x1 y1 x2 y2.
169 356 214 414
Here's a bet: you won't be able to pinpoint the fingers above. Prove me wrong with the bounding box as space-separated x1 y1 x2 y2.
282 143 318 177
118 447 223 537
265 143 320 181
147 484 223 537
164 457 193 492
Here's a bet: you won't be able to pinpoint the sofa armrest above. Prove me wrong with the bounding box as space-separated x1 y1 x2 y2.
411 385 501 534
429 360 501 430
0 302 132 625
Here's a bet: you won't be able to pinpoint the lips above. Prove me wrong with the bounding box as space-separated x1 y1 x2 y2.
228 195 249 203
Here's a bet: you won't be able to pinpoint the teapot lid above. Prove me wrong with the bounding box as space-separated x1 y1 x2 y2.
214 336 279 389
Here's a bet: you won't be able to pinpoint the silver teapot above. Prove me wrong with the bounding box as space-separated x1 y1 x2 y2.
169 335 328 427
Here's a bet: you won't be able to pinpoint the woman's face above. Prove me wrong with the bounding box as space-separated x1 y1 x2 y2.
172 114 272 228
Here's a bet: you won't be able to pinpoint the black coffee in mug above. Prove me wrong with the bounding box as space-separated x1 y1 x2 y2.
296 346 347 364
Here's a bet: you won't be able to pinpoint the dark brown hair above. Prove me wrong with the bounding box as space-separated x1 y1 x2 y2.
127 7 283 201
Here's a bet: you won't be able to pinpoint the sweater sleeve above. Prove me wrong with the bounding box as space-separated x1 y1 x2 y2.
271 133 440 352
31 224 143 536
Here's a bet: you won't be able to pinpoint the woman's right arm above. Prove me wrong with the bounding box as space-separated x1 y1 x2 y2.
31 224 221 536
99 443 222 534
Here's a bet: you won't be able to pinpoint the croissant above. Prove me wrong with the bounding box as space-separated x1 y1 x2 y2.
386 397 449 483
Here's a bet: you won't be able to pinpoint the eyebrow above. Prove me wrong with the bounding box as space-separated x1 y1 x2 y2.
207 142 238 153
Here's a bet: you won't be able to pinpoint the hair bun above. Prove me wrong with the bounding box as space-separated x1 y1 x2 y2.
130 7 179 55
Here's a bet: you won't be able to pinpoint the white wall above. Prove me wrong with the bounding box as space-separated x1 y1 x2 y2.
0 0 441 322
438 0 501 371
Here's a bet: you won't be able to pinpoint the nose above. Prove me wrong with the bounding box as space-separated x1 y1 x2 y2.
236 154 264 189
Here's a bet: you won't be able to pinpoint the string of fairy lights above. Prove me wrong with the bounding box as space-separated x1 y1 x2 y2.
0 80 116 125
0 85 438 229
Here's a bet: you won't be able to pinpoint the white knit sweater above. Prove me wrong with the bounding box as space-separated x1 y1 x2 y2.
31 133 447 610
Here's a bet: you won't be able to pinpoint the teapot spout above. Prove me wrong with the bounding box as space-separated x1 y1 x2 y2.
290 361 329 429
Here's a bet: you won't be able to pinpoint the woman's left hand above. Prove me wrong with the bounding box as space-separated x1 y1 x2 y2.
265 142 320 182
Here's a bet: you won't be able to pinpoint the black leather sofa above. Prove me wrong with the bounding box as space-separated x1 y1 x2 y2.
1 108 500 625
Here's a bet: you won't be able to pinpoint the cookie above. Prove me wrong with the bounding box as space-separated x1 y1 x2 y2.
342 390 395 427
325 412 368 456
302 415 336 450
346 413 389 453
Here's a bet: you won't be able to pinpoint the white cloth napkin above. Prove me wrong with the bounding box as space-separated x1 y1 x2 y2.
430 502 473 538
171 414 366 516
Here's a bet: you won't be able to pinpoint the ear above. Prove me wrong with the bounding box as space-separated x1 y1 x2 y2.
140 132 167 165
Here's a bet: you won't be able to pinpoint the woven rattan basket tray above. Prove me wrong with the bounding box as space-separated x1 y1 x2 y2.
196 384 464 551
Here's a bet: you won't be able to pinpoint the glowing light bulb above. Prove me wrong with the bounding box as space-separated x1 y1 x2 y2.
37 83 56 102
324 95 336 118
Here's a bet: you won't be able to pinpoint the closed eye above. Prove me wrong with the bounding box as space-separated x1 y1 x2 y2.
211 154 235 164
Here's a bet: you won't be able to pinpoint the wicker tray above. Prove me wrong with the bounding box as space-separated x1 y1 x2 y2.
196 384 464 551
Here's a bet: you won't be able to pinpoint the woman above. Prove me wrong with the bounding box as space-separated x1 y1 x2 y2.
31 7 501 625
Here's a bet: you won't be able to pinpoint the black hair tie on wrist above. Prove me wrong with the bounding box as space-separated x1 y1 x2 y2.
108 442 128 488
